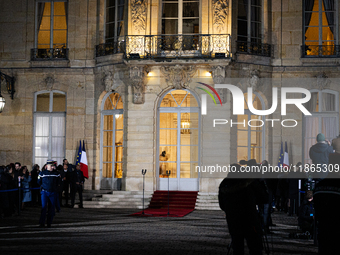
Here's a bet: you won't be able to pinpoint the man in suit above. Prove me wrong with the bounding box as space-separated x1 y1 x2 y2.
70 164 85 208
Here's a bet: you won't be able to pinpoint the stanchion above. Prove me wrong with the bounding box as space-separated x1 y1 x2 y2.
141 169 147 215
166 170 171 217
18 177 21 216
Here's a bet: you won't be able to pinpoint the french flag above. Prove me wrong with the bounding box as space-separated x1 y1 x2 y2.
283 141 289 170
80 140 89 178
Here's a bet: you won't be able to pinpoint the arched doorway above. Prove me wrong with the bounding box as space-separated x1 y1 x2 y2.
157 89 200 191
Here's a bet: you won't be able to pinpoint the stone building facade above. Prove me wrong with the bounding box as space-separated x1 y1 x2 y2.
0 0 339 192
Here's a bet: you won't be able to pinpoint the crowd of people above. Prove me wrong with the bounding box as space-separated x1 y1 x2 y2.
219 133 340 255
0 159 85 221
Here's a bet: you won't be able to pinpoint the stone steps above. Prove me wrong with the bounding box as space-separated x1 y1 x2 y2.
195 192 220 210
82 191 153 209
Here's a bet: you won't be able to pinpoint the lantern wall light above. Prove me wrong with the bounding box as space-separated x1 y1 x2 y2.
0 71 15 113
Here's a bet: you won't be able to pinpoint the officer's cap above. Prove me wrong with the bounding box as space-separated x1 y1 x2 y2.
46 159 54 165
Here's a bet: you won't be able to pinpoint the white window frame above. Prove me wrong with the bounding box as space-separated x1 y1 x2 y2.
303 89 339 164
104 0 125 42
33 90 66 166
34 0 68 49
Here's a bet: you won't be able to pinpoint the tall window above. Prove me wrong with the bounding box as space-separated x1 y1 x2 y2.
237 93 265 163
105 0 125 43
158 90 200 191
33 91 66 167
101 93 124 189
303 0 337 56
304 90 339 163
35 0 68 49
237 0 262 44
161 0 199 34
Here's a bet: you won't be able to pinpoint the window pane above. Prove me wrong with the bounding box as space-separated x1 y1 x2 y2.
52 93 66 112
305 92 318 112
35 158 48 169
107 0 115 7
238 131 248 146
53 16 67 30
103 163 112 178
237 147 248 162
237 115 248 130
106 7 115 23
53 2 66 16
35 116 49 136
52 116 65 136
183 2 199 17
251 131 262 146
106 23 115 39
182 18 199 34
159 113 177 128
159 162 177 178
104 115 114 130
37 93 50 112
115 130 123 144
251 146 262 163
51 137 65 157
115 163 123 178
181 129 198 145
103 147 113 162
103 131 113 146
159 146 177 161
35 137 49 157
322 93 335 111
53 30 67 46
115 114 123 129
162 3 178 18
115 145 123 162
160 129 177 145
180 146 198 162
162 19 178 34
117 6 124 20
180 162 198 178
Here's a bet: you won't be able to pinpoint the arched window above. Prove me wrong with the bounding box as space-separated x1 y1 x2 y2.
237 92 265 163
33 90 66 167
304 89 339 163
100 92 124 190
158 89 200 191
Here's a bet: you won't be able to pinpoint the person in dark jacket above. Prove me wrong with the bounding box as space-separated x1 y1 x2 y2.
30 164 41 206
62 162 72 207
298 190 314 234
70 164 85 208
309 133 334 179
38 160 61 228
219 162 268 255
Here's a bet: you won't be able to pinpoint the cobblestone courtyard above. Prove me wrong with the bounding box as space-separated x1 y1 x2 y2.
0 207 317 255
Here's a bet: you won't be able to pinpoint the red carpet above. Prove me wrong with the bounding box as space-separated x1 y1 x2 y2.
130 191 198 217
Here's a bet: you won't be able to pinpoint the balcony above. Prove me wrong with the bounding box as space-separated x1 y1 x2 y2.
95 34 231 60
31 47 69 61
301 45 340 58
236 41 273 57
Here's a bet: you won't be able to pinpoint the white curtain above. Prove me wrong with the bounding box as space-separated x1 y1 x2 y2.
322 93 335 111
322 117 338 140
52 116 65 162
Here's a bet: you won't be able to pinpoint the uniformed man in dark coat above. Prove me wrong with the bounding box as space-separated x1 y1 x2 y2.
38 160 60 227
70 164 85 208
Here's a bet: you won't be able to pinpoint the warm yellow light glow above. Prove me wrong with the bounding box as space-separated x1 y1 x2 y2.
205 71 212 77
147 71 153 76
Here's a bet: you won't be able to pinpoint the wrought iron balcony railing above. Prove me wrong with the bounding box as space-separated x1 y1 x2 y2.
301 45 340 58
95 37 125 57
95 34 231 60
31 48 69 60
236 41 273 57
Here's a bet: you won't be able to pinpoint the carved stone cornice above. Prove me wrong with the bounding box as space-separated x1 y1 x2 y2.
103 70 121 92
131 0 147 33
315 72 330 90
129 65 148 104
160 65 197 89
212 0 228 33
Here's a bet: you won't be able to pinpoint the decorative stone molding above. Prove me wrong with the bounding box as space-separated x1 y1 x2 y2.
211 65 227 103
131 0 147 33
44 76 55 90
248 70 260 89
315 72 330 90
160 65 197 89
130 66 148 104
212 0 228 33
103 71 121 92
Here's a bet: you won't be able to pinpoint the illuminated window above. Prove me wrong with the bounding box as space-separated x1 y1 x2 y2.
35 1 68 49
303 0 338 56
237 93 265 163
237 0 262 44
100 93 124 190
105 0 125 43
33 91 66 167
304 90 339 164
161 0 199 34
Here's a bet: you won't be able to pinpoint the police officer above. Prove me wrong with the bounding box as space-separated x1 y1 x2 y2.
38 160 60 228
